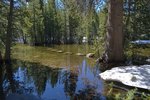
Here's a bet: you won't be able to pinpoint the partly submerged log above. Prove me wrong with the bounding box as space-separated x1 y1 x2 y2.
100 65 150 90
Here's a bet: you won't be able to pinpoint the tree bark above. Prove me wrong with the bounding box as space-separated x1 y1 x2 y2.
103 0 124 63
0 51 2 64
4 0 14 61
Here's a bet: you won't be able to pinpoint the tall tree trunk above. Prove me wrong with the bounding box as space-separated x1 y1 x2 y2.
33 3 37 45
0 51 2 64
5 0 14 61
103 0 124 63
64 9 67 44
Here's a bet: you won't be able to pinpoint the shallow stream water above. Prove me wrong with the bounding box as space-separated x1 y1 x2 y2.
0 44 150 100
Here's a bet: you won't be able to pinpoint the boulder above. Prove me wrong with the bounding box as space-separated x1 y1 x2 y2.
86 53 95 58
146 59 150 63
99 65 150 90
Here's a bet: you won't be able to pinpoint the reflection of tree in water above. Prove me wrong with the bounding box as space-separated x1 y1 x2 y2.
48 68 60 88
62 70 78 99
0 62 18 99
74 86 103 100
22 61 62 95
0 64 5 100
61 60 105 100
1 60 79 99
5 62 16 93
62 70 103 100
0 60 61 96
0 60 104 99
19 61 78 98
25 63 49 95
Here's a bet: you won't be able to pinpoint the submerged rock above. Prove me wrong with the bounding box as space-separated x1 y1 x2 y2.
51 49 57 52
57 50 63 53
99 65 150 90
76 53 85 56
64 52 73 55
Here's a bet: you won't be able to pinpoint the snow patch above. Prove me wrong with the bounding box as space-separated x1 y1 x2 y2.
100 65 150 90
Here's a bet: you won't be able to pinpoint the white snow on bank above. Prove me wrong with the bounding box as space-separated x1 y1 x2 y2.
100 65 150 90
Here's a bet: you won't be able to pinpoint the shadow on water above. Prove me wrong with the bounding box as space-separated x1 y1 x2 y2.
0 59 106 100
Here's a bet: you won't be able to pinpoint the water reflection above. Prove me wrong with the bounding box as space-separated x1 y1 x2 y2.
0 64 5 100
1 59 105 100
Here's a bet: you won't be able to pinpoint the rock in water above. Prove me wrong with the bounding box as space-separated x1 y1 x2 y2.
146 59 150 63
99 65 150 90
86 53 95 58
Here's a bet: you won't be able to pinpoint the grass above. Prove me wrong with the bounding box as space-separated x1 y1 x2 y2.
105 82 150 100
